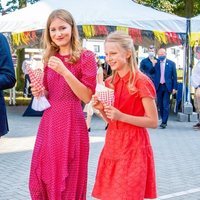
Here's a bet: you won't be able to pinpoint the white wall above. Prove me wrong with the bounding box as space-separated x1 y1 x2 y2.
83 39 105 57
25 48 43 60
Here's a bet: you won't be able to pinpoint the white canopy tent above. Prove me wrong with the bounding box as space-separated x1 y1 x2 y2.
0 0 186 33
191 14 200 33
1 0 188 110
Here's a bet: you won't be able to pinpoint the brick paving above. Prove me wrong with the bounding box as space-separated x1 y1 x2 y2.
0 106 200 200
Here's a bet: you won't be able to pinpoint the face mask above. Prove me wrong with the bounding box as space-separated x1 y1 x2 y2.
148 52 155 58
158 56 166 61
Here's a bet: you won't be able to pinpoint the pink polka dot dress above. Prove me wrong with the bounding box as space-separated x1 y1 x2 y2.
29 50 97 200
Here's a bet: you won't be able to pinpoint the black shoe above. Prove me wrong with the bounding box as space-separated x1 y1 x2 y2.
88 128 91 132
105 124 109 130
193 122 200 129
160 123 167 129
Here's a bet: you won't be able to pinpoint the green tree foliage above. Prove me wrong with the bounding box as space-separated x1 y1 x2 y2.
0 0 39 14
136 0 174 13
0 0 40 91
134 0 200 17
0 1 3 13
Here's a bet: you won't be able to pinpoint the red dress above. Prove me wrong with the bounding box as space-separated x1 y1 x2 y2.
92 71 157 200
29 50 97 200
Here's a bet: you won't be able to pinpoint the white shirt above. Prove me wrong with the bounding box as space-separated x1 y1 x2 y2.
22 60 30 75
191 61 200 88
160 60 166 84
22 58 43 74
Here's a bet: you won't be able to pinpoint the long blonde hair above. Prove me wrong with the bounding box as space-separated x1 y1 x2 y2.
42 9 82 64
105 31 138 92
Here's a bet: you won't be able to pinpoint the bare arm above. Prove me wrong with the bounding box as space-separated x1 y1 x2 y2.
48 56 93 104
62 69 93 103
92 95 109 122
97 67 104 85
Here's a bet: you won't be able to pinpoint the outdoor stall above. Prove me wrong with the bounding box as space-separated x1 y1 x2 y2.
0 0 188 116
0 0 186 48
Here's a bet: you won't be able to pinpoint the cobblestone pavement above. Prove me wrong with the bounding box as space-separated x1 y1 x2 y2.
0 106 200 200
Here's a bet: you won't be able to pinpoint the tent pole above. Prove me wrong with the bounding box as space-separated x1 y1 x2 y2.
181 18 193 115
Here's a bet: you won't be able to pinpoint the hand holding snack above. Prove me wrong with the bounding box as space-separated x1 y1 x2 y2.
104 104 122 121
27 62 50 111
27 64 44 97
30 83 44 98
92 95 104 111
96 84 114 106
48 56 67 75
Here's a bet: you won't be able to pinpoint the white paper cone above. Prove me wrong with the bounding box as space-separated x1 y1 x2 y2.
32 96 51 111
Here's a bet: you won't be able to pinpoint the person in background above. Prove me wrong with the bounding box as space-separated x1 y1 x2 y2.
102 61 112 80
154 48 177 129
140 45 157 82
84 57 108 132
29 9 97 199
22 53 34 98
92 31 158 200
191 45 200 130
0 33 16 137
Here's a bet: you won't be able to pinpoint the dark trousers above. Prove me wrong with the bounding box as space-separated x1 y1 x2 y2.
157 83 171 124
23 74 31 97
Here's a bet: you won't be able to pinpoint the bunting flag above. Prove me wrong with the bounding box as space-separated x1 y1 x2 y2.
94 25 108 36
189 32 200 47
106 26 116 33
82 25 95 38
129 28 142 44
116 26 129 33
9 25 186 48
141 30 154 41
78 26 84 38
165 32 181 45
178 33 186 45
153 31 167 44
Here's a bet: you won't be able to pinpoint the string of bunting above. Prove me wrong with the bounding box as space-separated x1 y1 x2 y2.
129 28 143 44
81 25 185 45
11 25 186 47
11 31 38 46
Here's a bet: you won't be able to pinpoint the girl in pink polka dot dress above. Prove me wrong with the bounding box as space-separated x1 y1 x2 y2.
29 9 97 200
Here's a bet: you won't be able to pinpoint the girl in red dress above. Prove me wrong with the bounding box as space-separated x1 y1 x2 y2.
29 9 97 199
92 31 158 200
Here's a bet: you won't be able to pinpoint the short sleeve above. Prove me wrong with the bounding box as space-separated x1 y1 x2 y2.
136 73 156 99
80 50 97 94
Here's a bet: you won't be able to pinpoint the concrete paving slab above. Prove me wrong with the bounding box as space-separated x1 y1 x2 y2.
0 106 200 200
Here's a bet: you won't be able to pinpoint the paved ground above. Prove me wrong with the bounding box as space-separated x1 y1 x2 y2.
0 106 200 200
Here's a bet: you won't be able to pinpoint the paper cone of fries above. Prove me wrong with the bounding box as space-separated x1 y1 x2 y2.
27 61 51 111
96 84 114 106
